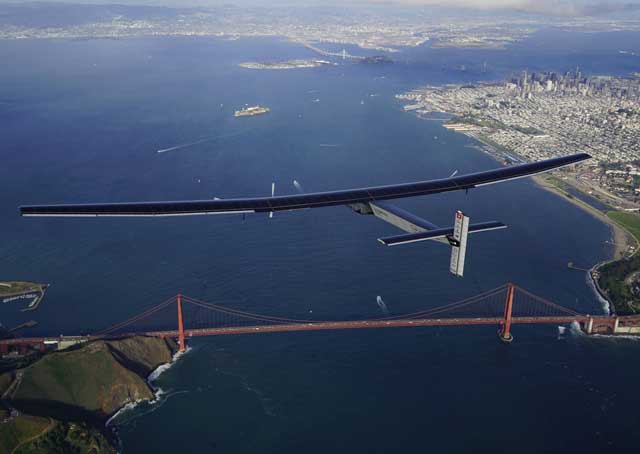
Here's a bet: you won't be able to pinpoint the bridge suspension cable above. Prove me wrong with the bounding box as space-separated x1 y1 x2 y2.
381 284 509 320
91 283 589 343
513 286 580 316
181 295 329 324
93 296 177 336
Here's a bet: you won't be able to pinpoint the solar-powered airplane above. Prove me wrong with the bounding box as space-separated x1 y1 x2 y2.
20 153 590 277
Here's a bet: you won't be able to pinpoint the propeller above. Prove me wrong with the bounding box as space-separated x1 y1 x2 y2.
269 182 275 218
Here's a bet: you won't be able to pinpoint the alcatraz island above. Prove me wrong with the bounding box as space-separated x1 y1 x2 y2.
398 69 640 316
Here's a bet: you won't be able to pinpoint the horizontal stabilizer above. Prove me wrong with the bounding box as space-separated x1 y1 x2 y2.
378 221 506 247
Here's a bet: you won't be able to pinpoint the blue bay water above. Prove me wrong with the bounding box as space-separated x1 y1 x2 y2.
0 30 639 452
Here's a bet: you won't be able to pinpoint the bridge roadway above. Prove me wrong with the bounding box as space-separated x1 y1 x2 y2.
0 315 615 346
295 40 365 61
143 315 591 338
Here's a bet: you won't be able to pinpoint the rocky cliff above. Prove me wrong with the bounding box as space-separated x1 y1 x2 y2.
0 336 178 453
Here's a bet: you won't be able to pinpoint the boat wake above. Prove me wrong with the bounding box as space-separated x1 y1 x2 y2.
157 129 253 154
293 180 304 193
157 138 213 153
376 296 390 315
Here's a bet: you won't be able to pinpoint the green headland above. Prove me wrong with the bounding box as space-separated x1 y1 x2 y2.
596 212 640 315
0 336 177 453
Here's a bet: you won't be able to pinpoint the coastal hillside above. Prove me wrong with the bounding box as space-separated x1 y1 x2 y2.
8 337 176 421
0 336 177 453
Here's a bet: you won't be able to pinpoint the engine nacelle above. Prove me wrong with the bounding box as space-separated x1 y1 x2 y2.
348 203 374 215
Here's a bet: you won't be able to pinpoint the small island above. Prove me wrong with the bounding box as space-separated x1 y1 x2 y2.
0 336 178 453
239 59 336 70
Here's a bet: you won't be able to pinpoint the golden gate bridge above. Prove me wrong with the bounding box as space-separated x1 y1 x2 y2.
3 283 639 355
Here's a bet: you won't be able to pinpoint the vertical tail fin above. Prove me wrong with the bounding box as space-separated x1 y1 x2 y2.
448 211 469 277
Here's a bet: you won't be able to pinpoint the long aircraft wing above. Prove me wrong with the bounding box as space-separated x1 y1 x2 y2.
20 153 589 217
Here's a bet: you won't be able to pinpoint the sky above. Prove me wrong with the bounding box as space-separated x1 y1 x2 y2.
2 0 640 16
399 0 639 14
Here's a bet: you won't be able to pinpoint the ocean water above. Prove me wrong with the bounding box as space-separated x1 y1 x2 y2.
0 30 639 452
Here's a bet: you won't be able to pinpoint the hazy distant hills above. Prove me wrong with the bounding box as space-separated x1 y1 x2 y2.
0 2 192 28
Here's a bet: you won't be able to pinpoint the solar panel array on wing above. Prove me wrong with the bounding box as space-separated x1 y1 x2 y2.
20 153 590 217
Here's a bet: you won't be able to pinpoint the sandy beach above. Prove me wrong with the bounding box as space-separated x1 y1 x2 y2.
532 174 637 259
431 120 638 259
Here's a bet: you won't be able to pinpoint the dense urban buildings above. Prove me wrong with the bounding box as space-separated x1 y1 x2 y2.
398 70 640 208
2 3 640 51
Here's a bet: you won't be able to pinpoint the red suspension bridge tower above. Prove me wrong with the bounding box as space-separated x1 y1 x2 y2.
177 294 186 352
499 283 515 343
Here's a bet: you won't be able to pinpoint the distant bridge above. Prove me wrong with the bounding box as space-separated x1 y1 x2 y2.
296 40 365 61
2 284 638 355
